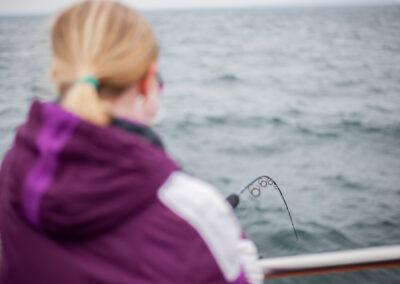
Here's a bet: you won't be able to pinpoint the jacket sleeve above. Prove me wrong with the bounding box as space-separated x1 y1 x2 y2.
0 149 14 229
158 172 263 284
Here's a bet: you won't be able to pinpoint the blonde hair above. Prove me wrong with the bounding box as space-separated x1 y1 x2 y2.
51 0 159 125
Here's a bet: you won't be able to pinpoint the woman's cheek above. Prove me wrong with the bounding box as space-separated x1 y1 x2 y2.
145 92 161 124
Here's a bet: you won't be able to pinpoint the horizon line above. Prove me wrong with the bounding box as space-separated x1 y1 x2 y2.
0 2 399 17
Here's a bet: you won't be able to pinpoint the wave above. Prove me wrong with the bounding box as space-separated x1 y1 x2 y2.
295 119 400 139
322 174 367 191
205 114 288 128
205 73 241 84
296 125 339 138
219 143 280 156
337 119 400 136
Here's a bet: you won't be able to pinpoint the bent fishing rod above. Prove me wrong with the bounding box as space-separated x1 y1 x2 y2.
226 176 400 279
225 175 298 241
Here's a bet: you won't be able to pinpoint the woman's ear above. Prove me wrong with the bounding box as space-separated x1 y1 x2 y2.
139 62 157 96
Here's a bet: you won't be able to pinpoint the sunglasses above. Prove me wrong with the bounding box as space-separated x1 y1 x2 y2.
156 73 164 92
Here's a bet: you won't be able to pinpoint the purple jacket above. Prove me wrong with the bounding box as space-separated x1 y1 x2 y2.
0 101 261 284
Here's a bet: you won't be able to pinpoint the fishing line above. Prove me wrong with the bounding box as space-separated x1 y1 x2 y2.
238 176 299 241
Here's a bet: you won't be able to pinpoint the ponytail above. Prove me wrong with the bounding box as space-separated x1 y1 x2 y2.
62 81 110 125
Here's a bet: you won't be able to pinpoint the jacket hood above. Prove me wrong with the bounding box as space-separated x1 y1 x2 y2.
8 101 178 240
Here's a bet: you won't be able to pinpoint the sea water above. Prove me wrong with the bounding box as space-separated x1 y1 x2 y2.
0 5 399 283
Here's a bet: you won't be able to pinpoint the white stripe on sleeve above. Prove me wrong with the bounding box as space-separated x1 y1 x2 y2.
158 172 242 282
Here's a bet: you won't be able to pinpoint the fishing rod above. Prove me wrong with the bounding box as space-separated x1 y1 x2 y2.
226 175 299 241
226 176 400 278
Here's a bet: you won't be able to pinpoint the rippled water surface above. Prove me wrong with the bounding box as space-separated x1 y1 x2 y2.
1 5 400 283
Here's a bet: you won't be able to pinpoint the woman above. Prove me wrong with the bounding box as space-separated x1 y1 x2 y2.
0 1 262 283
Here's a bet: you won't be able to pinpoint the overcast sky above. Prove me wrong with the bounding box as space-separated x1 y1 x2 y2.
1 0 399 15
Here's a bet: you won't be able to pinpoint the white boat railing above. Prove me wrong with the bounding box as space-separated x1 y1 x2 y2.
260 245 400 279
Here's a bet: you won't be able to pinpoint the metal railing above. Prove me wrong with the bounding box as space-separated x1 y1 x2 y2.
260 245 400 279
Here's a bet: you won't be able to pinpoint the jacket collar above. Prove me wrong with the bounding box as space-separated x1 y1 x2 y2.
111 117 164 149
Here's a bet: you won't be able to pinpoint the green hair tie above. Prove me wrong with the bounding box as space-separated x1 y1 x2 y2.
75 76 99 89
